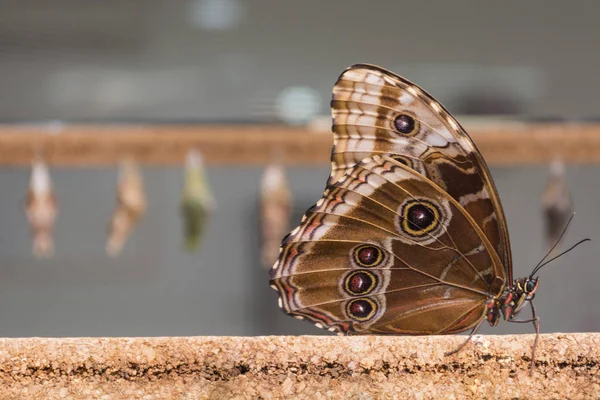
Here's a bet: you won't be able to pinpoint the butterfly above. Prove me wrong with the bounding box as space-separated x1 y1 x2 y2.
269 64 590 373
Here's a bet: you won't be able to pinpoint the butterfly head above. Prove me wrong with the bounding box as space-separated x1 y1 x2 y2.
511 277 539 317
516 276 539 301
499 222 590 322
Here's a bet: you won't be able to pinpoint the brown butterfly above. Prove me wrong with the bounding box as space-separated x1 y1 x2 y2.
269 64 586 373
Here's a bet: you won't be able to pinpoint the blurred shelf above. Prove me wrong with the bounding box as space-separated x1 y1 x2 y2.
0 123 599 166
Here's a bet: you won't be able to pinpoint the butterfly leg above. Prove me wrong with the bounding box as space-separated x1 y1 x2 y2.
507 300 540 375
444 318 485 357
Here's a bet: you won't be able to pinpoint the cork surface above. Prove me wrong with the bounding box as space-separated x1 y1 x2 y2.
0 122 599 166
0 334 597 399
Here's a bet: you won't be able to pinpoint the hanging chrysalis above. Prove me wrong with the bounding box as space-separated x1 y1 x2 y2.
180 149 214 252
106 157 147 256
260 163 292 268
25 157 58 258
542 159 573 256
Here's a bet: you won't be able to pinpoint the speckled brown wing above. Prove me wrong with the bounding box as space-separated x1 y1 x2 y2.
270 155 505 335
329 64 512 280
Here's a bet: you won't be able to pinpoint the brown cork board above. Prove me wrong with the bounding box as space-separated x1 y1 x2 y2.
0 333 597 399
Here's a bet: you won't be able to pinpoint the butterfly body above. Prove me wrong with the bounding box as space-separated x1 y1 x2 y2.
270 65 541 353
487 277 538 327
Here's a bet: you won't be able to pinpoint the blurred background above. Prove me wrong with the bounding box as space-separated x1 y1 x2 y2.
0 1 597 338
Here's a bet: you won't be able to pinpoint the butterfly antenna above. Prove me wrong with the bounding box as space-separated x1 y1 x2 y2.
532 212 576 272
530 238 591 278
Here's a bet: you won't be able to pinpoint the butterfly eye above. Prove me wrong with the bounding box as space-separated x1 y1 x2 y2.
344 271 377 295
400 200 440 237
353 245 384 267
525 280 537 293
346 298 377 321
393 113 418 135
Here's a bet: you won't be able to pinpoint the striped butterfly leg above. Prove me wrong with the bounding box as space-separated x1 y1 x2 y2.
506 300 540 376
444 317 485 357
446 294 540 375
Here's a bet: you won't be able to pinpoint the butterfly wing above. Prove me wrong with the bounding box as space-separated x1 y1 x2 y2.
330 64 512 279
270 155 505 334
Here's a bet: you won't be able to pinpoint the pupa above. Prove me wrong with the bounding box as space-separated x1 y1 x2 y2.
260 163 292 268
106 157 146 256
25 158 58 258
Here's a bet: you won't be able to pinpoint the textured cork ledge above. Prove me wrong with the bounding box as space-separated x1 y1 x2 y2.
0 334 597 399
0 122 599 165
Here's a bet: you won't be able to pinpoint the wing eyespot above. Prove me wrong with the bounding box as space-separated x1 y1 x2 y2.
389 154 412 168
393 113 419 135
352 245 384 267
344 270 378 296
399 199 441 237
346 298 377 321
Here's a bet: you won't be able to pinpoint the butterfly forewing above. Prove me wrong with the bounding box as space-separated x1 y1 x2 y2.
270 155 505 334
330 64 511 278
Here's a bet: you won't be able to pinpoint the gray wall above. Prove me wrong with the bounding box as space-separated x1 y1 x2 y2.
0 1 598 120
0 164 597 337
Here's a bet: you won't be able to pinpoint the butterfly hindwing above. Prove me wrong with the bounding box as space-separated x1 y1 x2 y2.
270 155 505 334
330 64 511 278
